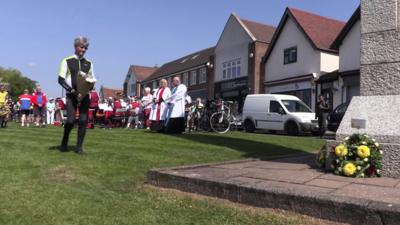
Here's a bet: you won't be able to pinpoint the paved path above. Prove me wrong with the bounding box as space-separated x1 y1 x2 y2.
148 154 400 225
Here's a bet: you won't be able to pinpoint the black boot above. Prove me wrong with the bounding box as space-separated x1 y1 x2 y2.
59 125 72 152
59 135 69 152
75 124 87 154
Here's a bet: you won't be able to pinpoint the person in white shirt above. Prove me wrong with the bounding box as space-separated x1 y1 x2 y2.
164 76 187 134
46 98 56 125
149 79 171 132
141 87 153 129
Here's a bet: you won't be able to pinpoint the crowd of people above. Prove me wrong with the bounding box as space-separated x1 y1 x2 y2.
1 36 217 154
0 78 210 134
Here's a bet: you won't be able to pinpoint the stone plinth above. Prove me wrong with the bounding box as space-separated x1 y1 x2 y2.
336 95 400 143
360 0 400 96
335 95 400 177
333 0 400 177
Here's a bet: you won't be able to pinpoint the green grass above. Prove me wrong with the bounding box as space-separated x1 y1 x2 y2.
0 123 325 225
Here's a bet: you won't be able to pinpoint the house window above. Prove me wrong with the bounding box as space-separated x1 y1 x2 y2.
167 77 172 86
190 70 197 86
183 72 189 86
130 84 135 95
222 59 241 80
199 68 207 84
152 81 157 90
284 47 297 64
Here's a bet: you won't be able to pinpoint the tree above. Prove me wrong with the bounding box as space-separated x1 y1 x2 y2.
0 67 36 100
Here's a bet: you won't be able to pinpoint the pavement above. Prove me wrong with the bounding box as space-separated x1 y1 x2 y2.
148 154 400 225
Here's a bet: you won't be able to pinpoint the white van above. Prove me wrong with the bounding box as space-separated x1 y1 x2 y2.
242 94 318 135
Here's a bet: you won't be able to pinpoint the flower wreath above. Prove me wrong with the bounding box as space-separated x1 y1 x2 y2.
332 134 383 178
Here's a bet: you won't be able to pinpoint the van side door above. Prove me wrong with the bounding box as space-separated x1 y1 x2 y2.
265 100 286 131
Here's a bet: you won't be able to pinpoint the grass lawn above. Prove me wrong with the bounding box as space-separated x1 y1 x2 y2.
0 123 326 225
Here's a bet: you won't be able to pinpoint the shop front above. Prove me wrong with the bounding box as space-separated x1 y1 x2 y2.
214 77 248 112
265 80 313 109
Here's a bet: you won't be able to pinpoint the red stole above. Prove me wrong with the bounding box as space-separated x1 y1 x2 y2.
155 88 165 121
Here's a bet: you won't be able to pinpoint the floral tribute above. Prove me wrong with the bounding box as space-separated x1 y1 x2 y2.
332 134 383 178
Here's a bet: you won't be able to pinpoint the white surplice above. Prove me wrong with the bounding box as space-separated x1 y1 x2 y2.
165 84 187 118
150 87 171 121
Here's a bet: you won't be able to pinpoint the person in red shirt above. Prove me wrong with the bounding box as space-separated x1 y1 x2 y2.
31 84 47 127
89 88 99 122
18 89 32 127
88 88 99 128
126 96 141 129
55 97 65 124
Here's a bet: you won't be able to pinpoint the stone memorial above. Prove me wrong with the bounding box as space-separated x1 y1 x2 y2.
328 0 400 177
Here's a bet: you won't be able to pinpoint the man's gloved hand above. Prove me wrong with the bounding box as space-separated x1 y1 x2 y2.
70 89 78 97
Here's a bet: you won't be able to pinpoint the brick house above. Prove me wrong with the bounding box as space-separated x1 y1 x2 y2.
142 47 215 101
214 13 276 109
318 6 360 109
123 65 158 97
99 86 123 102
262 8 345 110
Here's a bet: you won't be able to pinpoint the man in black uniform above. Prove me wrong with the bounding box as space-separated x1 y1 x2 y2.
58 37 96 154
316 94 329 138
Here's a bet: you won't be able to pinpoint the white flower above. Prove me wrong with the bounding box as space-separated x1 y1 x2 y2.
364 158 369 162
372 139 376 142
360 173 365 178
377 169 380 174
345 137 350 141
336 159 340 163
379 150 384 155
362 141 367 145
375 142 380 147
338 167 342 172
357 166 361 170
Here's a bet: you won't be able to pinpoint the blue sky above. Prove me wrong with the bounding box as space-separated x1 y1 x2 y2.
0 0 360 97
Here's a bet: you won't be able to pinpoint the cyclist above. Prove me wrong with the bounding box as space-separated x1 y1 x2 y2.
58 36 96 154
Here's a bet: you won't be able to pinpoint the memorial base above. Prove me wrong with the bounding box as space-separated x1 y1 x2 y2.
325 95 400 178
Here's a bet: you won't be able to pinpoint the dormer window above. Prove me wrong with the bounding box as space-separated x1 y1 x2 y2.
284 47 297 64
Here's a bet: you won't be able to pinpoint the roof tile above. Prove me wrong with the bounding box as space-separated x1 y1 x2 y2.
145 46 215 81
241 19 276 43
288 8 345 51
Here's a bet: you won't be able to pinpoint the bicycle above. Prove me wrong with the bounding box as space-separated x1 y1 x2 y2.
209 100 242 133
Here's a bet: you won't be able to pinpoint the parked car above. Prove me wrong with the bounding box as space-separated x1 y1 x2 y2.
242 94 319 136
327 102 349 132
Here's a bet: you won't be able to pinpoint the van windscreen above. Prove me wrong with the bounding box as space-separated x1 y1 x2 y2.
281 100 312 113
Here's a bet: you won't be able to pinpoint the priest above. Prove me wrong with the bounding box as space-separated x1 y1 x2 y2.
165 76 187 134
149 79 171 132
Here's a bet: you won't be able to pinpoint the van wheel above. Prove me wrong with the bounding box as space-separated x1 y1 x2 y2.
286 122 299 136
244 120 255 133
311 131 320 136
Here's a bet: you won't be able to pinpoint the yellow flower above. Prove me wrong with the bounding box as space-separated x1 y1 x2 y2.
335 144 348 157
343 163 356 176
357 145 370 158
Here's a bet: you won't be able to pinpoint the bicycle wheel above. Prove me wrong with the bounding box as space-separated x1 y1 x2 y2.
199 114 211 132
210 111 230 133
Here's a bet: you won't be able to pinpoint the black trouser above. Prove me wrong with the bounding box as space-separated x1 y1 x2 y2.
318 113 327 137
61 95 89 148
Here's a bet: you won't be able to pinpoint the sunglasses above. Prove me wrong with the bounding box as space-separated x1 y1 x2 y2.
78 46 88 50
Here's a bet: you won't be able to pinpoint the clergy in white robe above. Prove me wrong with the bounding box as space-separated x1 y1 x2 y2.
150 79 171 132
165 76 187 134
